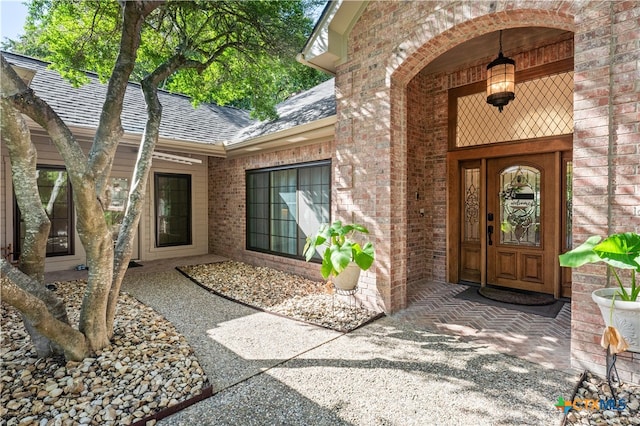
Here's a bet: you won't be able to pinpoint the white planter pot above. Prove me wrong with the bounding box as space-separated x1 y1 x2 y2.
592 288 640 353
332 263 361 291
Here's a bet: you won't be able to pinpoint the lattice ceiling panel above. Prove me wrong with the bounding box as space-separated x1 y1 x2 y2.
456 72 573 147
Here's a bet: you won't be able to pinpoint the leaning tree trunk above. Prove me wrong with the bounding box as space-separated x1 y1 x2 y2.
107 74 166 332
1 260 89 361
1 2 160 357
1 82 70 358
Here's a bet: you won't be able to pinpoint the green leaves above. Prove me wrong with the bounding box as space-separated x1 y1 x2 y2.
559 233 640 271
593 232 640 271
303 221 376 280
5 0 330 120
558 236 603 268
559 232 640 301
354 241 375 271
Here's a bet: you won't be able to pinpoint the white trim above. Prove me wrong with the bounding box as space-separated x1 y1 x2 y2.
225 116 336 158
20 108 332 161
152 151 202 165
298 1 368 74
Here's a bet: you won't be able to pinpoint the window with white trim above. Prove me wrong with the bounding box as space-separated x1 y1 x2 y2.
155 173 192 247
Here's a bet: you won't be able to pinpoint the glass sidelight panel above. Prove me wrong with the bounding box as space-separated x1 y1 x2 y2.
463 168 480 242
460 164 482 283
565 160 573 250
499 165 541 246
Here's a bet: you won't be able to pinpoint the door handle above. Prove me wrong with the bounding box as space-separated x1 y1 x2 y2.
487 225 494 246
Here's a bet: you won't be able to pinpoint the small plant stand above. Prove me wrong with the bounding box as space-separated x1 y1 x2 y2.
332 284 358 317
605 346 621 400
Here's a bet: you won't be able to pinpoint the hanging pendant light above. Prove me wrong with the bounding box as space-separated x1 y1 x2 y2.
486 30 515 112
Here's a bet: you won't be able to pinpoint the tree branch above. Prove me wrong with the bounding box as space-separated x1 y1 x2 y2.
0 96 50 283
1 54 88 179
89 1 162 199
107 53 183 330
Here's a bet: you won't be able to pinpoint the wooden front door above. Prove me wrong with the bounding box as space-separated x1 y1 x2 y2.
486 154 557 294
457 152 560 295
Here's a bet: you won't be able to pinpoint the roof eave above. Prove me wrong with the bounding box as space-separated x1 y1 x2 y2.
225 115 336 159
22 115 334 160
23 118 228 158
120 134 227 158
298 0 368 75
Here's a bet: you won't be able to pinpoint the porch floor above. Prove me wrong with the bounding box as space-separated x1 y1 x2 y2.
393 279 572 373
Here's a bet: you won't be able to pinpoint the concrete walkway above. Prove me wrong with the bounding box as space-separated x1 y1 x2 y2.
117 264 578 425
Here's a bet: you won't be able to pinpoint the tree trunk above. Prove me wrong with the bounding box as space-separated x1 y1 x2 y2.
1 260 89 361
1 91 67 358
76 202 114 350
107 79 162 332
0 1 163 359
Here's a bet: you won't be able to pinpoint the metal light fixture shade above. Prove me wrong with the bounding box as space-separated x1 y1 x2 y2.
486 31 516 112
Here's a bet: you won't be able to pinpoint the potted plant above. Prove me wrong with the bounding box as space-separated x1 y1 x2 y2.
559 232 640 353
303 221 375 290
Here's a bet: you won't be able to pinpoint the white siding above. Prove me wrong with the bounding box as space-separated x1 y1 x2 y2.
1 130 209 272
142 153 209 261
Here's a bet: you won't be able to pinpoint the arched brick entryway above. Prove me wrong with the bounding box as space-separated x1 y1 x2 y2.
336 3 576 314
337 0 640 381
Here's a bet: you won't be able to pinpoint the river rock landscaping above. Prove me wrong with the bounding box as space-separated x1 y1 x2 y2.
178 261 380 332
0 280 208 426
565 371 640 425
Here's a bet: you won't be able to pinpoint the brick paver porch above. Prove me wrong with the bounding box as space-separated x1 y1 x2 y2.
393 280 572 373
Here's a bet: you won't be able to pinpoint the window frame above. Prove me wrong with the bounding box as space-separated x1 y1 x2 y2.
245 160 331 260
154 172 193 248
14 165 74 258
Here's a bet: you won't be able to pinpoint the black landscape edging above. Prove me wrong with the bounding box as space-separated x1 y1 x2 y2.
131 383 214 426
175 266 385 334
560 370 589 426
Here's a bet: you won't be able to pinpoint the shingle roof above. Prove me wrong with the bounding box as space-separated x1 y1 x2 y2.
3 52 251 144
3 52 336 147
230 78 335 143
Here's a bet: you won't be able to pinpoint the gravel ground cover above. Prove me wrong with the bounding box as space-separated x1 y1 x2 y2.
0 280 207 426
178 261 380 332
2 262 639 426
565 371 640 425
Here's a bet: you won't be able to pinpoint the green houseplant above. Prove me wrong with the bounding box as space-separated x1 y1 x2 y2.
559 232 640 353
303 221 375 290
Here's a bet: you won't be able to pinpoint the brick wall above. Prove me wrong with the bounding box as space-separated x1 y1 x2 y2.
571 0 640 384
208 0 639 381
208 142 340 292
338 1 577 312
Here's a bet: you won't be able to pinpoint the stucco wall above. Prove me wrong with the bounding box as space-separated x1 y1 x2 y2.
332 1 638 381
